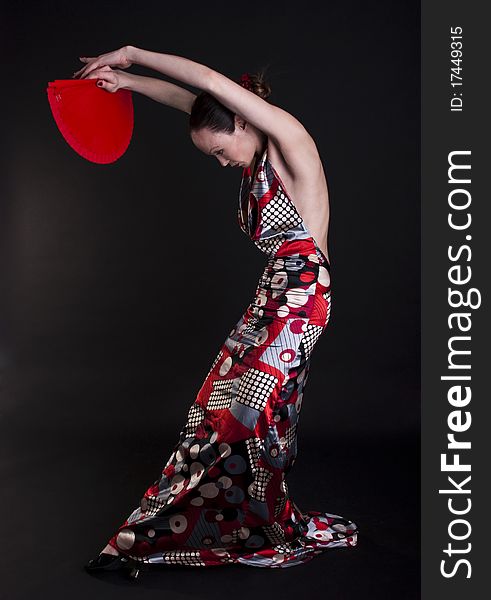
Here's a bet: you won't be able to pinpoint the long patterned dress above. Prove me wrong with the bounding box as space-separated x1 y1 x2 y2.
106 145 358 568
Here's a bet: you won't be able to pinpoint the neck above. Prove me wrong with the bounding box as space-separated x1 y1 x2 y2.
256 133 267 155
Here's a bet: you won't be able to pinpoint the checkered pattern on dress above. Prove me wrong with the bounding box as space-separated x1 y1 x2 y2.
263 522 287 545
272 543 297 557
254 236 284 257
182 403 206 436
284 423 297 448
241 319 260 338
140 495 166 518
236 368 278 412
220 555 235 564
248 467 273 501
162 550 206 566
300 323 324 360
261 190 303 232
274 494 288 517
257 269 273 287
207 379 234 410
245 437 262 472
229 527 248 544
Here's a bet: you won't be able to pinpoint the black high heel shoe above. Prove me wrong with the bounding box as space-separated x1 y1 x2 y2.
84 552 148 580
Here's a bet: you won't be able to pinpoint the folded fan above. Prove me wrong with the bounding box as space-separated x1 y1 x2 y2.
46 78 134 164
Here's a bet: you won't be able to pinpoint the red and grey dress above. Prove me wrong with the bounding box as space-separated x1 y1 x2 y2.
106 146 358 568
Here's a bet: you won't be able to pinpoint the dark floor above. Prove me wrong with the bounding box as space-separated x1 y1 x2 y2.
1 378 419 599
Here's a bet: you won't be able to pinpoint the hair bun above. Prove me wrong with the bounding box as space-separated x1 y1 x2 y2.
238 70 272 100
189 68 272 133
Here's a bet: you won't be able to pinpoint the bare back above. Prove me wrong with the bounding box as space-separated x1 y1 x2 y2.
266 140 331 263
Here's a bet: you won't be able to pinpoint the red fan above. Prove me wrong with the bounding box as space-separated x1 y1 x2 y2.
46 78 134 164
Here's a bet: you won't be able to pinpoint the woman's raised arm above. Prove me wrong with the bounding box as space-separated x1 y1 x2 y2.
127 46 215 93
75 63 196 115
126 46 318 171
74 45 214 94
75 45 318 170
123 73 196 114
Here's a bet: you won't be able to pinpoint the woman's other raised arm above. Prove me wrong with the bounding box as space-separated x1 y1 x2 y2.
76 45 318 172
127 46 318 173
128 46 215 93
123 73 196 114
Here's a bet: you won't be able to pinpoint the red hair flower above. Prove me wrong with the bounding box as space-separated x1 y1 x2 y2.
239 72 252 90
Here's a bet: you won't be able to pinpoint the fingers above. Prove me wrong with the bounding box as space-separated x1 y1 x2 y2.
89 70 119 92
72 64 117 87
73 64 98 79
72 65 88 78
86 68 115 80
71 54 122 80
72 57 90 78
96 80 118 93
72 57 99 79
72 64 110 78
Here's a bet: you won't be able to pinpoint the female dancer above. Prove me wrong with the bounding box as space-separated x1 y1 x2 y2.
76 46 358 579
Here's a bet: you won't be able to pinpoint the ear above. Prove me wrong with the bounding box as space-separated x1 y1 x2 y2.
234 114 247 130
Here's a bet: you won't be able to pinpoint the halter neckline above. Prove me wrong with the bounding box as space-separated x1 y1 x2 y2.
239 146 330 268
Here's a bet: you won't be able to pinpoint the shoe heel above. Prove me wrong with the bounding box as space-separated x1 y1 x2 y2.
127 566 140 580
84 552 126 573
124 559 149 580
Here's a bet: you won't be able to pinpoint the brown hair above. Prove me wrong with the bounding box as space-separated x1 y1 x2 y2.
189 69 272 134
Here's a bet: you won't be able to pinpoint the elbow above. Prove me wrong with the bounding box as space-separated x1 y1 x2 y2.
204 68 220 96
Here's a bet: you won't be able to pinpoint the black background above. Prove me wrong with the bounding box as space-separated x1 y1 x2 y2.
1 1 420 598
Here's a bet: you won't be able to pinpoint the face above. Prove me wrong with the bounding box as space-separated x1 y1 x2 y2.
190 116 257 168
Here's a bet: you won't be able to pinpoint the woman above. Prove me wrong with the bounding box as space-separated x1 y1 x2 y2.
78 45 358 580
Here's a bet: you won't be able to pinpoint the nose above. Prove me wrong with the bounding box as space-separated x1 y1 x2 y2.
217 155 229 167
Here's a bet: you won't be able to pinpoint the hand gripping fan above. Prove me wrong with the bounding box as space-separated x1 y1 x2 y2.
46 79 134 164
